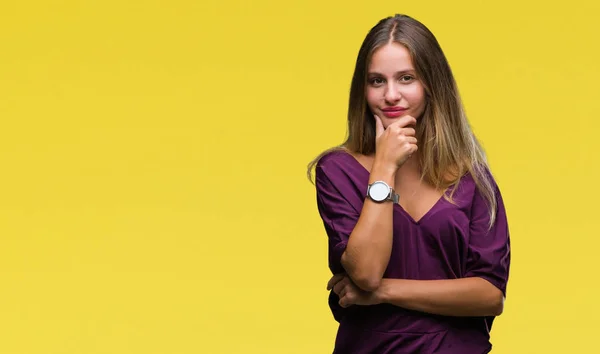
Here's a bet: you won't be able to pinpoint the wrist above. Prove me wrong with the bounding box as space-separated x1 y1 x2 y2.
375 279 409 305
374 279 391 304
370 160 396 184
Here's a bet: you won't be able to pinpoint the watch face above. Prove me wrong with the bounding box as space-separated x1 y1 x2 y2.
369 182 389 201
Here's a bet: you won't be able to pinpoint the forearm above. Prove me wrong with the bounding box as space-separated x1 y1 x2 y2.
376 277 504 317
341 163 396 291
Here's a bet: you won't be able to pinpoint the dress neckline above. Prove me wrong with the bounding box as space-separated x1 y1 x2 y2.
337 149 448 225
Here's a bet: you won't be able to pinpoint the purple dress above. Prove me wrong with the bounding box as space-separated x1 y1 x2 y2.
315 150 511 354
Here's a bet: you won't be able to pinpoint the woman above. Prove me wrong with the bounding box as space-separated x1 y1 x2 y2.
308 14 511 353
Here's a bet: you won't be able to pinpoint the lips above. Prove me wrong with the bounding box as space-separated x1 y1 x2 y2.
381 107 407 118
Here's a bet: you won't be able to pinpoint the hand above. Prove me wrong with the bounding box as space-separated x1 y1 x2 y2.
373 114 418 171
327 273 381 308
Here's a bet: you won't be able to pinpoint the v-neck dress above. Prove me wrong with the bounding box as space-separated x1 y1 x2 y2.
315 150 511 354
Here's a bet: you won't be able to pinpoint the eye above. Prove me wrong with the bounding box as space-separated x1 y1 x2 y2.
399 75 414 83
369 77 385 86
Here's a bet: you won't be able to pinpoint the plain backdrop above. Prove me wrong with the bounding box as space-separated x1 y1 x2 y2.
1 0 599 353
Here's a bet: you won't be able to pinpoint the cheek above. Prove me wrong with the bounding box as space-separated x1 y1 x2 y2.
403 86 426 107
365 89 378 110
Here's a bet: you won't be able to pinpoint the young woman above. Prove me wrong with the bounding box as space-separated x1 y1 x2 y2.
308 14 511 353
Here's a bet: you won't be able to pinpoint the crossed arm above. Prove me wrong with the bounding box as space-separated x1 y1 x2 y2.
316 155 510 318
327 273 505 317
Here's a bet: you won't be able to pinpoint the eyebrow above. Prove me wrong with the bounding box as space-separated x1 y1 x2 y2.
367 70 416 76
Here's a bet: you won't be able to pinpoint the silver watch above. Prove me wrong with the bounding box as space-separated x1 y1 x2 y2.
366 181 399 203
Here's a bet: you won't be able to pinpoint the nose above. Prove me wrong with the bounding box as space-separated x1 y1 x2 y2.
384 82 401 103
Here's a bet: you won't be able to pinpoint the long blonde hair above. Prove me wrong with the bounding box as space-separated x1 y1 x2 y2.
307 14 498 227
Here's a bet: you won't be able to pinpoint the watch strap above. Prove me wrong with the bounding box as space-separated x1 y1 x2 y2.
390 191 399 204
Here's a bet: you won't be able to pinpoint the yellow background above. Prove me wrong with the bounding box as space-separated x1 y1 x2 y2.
1 0 598 353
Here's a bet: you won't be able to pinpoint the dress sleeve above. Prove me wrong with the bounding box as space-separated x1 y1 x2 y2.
315 156 361 274
464 178 511 296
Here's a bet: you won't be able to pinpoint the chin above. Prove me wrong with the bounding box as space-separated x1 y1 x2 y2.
381 114 408 125
381 119 397 129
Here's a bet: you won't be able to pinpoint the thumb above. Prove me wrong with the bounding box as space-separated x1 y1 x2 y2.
373 114 384 139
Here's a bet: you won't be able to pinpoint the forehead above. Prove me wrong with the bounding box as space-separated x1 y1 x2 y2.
368 42 414 73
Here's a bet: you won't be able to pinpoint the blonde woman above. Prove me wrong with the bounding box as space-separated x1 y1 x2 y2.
309 14 511 353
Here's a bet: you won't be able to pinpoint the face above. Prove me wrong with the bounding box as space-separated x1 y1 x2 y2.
365 42 426 128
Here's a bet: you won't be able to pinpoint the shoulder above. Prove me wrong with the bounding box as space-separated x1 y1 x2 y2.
315 149 356 181
314 149 366 199
457 165 499 191
316 149 352 170
452 165 502 208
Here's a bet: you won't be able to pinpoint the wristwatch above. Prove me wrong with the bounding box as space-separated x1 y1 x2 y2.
366 181 399 203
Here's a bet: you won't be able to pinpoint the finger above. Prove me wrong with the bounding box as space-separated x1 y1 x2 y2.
373 114 385 139
338 284 348 298
392 133 417 146
333 277 349 295
327 273 346 290
327 274 345 290
339 293 354 308
400 127 416 137
406 137 418 145
388 115 417 129
411 144 419 155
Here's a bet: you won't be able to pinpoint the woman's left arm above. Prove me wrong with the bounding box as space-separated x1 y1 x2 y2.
385 179 511 317
376 277 504 316
328 275 504 317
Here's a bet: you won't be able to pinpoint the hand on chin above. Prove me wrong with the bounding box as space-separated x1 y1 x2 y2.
381 113 412 128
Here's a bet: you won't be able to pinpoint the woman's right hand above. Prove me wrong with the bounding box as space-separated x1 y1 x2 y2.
373 114 418 174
